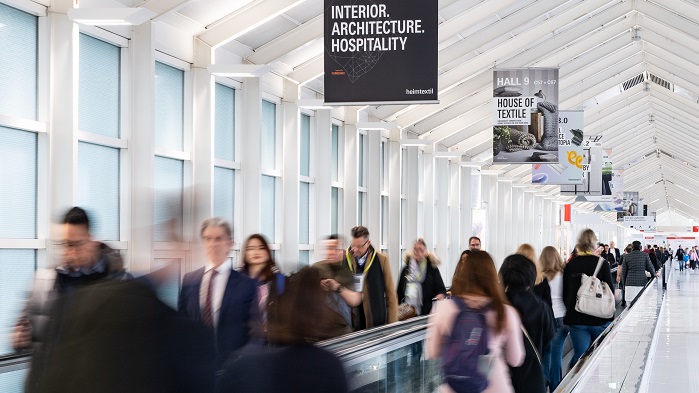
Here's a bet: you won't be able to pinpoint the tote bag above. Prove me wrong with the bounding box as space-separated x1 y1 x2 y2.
575 257 615 319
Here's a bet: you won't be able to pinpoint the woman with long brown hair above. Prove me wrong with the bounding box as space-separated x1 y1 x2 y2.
426 251 524 393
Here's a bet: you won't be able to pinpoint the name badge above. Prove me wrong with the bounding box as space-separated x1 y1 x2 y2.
353 274 365 292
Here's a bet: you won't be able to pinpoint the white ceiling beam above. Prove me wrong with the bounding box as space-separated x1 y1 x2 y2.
140 0 192 19
436 0 633 93
437 0 519 43
245 14 322 64
289 54 323 85
198 0 306 48
438 0 570 69
636 0 699 41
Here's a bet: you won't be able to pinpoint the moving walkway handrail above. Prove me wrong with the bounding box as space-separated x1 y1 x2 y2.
555 265 663 392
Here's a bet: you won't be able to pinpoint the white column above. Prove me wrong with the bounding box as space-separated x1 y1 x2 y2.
496 180 509 266
366 128 381 244
460 167 473 255
448 161 461 275
435 157 449 284
240 78 262 238
387 127 401 283
405 146 419 247
423 150 435 251
129 22 155 272
512 188 524 247
191 38 213 267
481 173 498 256
343 109 358 230
314 109 332 242
48 1 78 234
281 81 300 271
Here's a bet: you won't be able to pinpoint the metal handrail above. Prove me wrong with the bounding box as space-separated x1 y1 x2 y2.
555 264 664 392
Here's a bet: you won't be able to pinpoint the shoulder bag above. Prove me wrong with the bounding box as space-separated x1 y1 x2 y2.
575 257 615 318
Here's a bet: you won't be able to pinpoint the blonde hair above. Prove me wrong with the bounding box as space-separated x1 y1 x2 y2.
575 229 597 253
539 246 565 281
515 243 544 284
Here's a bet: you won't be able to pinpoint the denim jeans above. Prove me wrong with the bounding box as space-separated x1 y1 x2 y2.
568 322 610 367
543 317 570 390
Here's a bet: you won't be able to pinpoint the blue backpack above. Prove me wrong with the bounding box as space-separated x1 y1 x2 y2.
441 297 491 393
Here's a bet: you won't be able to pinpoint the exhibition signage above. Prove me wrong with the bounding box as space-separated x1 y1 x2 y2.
560 137 605 196
531 110 584 185
492 67 560 164
587 168 624 212
618 191 640 221
324 0 438 105
624 216 657 232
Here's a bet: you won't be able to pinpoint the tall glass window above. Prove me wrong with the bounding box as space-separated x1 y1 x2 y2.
154 157 184 242
79 34 120 138
77 142 120 241
300 114 311 177
331 124 340 182
261 175 276 242
77 34 122 241
261 100 276 169
0 127 37 239
214 167 235 227
214 83 235 162
0 4 38 361
155 62 184 150
0 3 37 120
214 83 237 227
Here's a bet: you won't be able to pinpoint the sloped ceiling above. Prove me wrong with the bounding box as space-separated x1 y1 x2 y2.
105 0 699 219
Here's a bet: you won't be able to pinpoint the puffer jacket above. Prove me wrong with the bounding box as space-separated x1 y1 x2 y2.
14 242 130 350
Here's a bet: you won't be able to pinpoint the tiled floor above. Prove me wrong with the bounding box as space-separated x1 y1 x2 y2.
647 268 699 392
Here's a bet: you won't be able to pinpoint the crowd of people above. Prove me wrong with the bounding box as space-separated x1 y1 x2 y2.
11 206 668 392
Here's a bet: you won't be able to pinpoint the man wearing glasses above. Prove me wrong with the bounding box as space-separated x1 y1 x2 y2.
12 206 130 351
468 236 482 251
345 226 398 330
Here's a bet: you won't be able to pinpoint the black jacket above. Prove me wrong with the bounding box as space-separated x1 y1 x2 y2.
396 253 447 316
506 290 554 393
563 255 615 326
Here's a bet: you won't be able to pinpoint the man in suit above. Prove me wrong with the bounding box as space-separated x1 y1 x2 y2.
179 218 258 370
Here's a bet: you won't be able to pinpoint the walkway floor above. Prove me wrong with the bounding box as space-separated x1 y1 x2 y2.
648 268 699 392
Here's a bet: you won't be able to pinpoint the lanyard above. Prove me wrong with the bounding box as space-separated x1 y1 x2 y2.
346 249 378 275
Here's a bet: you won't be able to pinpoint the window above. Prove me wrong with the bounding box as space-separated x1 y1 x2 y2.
260 99 279 243
261 100 276 169
380 140 389 247
358 132 367 225
299 113 313 267
79 33 120 138
0 4 39 359
0 2 37 120
213 83 237 227
0 127 37 239
154 157 184 242
213 167 234 227
261 175 276 242
77 142 120 241
77 33 122 241
154 60 186 243
155 61 184 150
331 123 343 235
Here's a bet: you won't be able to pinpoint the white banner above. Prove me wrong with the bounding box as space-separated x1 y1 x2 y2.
624 216 657 232
531 110 584 185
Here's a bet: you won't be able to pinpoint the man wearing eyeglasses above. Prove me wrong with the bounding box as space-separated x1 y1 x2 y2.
345 226 398 330
12 206 130 351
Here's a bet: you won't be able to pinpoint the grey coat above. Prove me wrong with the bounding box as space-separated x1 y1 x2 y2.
622 250 656 287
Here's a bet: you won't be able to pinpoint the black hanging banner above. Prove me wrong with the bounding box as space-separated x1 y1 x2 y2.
323 0 438 105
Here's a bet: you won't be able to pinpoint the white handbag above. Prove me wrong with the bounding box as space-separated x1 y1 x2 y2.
575 257 616 318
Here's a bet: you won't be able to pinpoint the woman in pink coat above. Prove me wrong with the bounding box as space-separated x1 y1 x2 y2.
427 251 525 393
